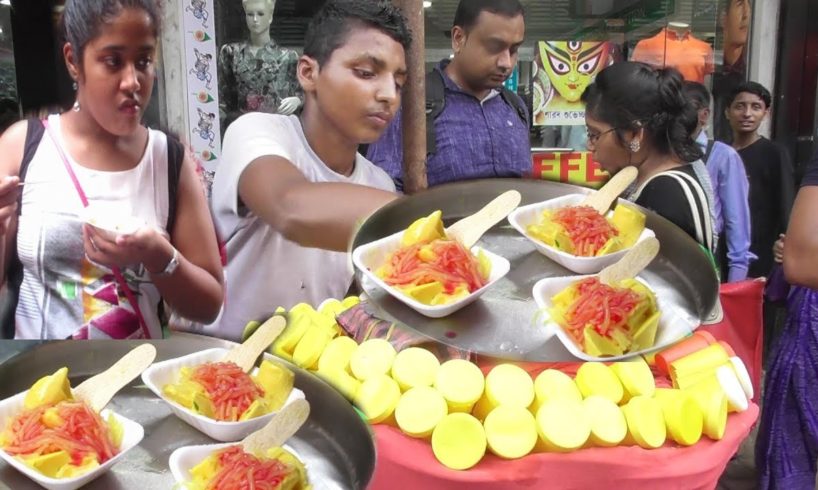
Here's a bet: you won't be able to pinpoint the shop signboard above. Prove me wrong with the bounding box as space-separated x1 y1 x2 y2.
531 151 609 189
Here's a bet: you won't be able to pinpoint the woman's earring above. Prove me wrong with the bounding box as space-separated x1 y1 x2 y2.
629 139 641 153
72 80 80 111
72 81 78 91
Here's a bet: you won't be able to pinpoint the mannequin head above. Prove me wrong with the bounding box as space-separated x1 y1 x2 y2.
539 41 610 103
62 0 161 136
242 0 274 38
722 0 751 49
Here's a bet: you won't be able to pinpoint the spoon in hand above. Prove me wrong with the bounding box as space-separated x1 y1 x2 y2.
73 343 157 412
598 236 660 286
580 166 638 215
446 190 522 248
222 315 287 372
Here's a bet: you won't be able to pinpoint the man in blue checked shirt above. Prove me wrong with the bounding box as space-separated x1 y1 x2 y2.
366 0 531 191
684 81 755 282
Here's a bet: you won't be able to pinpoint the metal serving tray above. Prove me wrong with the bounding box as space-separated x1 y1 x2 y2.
0 335 375 489
352 179 719 362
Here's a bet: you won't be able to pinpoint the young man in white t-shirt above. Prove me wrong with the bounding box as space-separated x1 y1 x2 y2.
193 0 411 340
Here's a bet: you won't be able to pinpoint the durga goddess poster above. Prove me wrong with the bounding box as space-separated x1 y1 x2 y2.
533 41 614 126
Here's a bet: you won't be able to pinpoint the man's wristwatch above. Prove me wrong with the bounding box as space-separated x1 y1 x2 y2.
152 247 180 277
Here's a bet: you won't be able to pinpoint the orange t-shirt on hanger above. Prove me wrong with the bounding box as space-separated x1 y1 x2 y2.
631 28 714 83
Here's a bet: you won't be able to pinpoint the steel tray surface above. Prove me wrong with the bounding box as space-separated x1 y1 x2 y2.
0 335 375 490
353 179 719 361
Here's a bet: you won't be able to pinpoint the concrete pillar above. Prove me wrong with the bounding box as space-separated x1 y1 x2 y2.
748 0 781 138
159 0 189 138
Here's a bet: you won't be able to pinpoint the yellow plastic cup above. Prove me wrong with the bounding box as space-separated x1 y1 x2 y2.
391 347 440 392
687 366 748 413
434 359 485 413
574 362 624 404
431 413 487 470
653 388 703 446
354 374 401 424
535 399 590 452
621 395 666 449
394 386 448 438
582 395 627 447
669 343 729 385
531 369 582 414
728 356 754 399
350 339 397 382
483 405 538 459
610 358 655 402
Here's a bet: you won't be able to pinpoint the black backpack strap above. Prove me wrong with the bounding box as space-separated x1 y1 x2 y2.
165 133 185 234
704 139 715 164
425 70 446 155
3 118 46 338
499 87 529 126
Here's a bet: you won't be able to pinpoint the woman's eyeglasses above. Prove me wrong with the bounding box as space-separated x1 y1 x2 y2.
586 127 616 144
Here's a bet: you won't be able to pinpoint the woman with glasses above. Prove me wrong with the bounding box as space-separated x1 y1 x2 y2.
582 62 715 253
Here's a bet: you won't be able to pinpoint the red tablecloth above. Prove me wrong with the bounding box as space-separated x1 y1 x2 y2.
369 281 764 489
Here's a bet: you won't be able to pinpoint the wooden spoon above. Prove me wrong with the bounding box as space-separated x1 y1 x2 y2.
73 343 157 412
241 398 310 453
598 236 660 286
222 315 287 372
580 166 638 214
446 190 522 248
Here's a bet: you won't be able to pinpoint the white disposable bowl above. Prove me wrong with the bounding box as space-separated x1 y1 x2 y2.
81 204 146 240
352 231 510 318
141 348 306 442
0 391 144 490
508 194 656 274
169 442 311 487
532 274 698 362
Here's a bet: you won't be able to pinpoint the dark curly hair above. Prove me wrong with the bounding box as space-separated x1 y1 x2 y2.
304 0 412 66
581 62 702 163
61 0 161 64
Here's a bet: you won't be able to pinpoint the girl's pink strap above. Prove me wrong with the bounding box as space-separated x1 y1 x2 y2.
42 118 152 339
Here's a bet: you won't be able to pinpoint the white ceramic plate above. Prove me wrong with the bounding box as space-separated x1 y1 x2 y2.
532 274 698 361
352 230 510 318
169 442 312 487
141 348 306 442
0 391 144 490
508 194 656 274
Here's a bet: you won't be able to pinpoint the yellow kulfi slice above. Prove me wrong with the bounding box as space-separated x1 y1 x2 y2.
395 386 448 438
622 395 666 449
434 359 485 413
653 388 703 446
292 326 332 370
317 336 359 374
485 364 535 408
354 374 401 424
610 358 656 401
431 413 487 470
316 368 361 401
582 395 627 447
687 386 728 440
350 339 397 381
575 362 624 404
531 369 582 414
484 405 538 459
391 347 440 391
535 399 590 452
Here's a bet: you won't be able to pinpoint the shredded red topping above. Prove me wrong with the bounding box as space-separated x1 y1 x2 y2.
205 445 295 490
552 205 619 256
2 401 118 466
191 362 264 422
380 239 487 293
563 277 644 344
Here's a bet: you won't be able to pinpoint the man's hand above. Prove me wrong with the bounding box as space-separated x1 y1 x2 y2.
773 233 785 264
